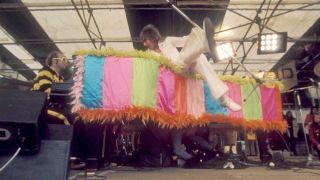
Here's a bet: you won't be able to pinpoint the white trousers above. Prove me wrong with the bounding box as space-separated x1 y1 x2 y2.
194 55 228 99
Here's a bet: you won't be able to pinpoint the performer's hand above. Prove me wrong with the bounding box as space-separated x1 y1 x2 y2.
317 144 320 150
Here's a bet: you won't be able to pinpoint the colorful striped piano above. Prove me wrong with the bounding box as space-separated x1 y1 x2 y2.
70 48 286 132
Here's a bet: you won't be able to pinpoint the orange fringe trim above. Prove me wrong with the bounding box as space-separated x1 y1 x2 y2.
77 107 287 132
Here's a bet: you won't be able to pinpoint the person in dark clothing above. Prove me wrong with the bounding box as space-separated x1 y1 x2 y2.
171 127 215 167
33 52 87 169
32 51 69 125
305 106 318 126
285 111 297 155
309 113 320 159
305 106 319 152
138 124 172 167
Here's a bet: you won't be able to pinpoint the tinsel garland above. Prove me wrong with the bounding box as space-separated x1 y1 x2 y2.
77 107 287 132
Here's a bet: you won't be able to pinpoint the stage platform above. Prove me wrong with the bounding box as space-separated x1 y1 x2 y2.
69 156 320 180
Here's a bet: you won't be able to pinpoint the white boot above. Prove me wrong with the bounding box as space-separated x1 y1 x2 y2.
176 18 215 67
220 94 241 112
177 27 210 66
194 57 228 100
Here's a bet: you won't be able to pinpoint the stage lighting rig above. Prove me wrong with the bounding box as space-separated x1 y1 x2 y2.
216 42 235 60
258 32 287 54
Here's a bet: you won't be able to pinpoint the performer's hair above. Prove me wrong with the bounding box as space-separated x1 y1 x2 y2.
45 51 63 66
139 24 162 43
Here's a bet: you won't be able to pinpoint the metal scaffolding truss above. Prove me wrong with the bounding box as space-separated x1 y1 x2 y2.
1 1 320 12
0 1 318 46
0 0 319 79
1 36 318 46
0 0 318 7
220 0 320 75
70 0 105 49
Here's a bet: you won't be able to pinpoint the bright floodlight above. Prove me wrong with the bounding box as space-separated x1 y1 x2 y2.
258 32 287 54
216 42 235 60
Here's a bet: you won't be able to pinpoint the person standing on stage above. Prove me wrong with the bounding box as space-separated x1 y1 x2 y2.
285 111 297 155
32 51 70 125
304 106 319 150
309 113 320 159
139 19 241 112
305 106 319 126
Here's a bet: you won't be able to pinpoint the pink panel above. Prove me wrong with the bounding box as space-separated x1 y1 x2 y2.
156 66 176 114
186 79 205 118
102 57 133 110
226 82 243 119
260 86 280 121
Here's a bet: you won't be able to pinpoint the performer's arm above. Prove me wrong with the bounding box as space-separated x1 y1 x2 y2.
32 69 54 95
165 36 188 47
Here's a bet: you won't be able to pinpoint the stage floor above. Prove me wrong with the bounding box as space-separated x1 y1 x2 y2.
69 156 320 180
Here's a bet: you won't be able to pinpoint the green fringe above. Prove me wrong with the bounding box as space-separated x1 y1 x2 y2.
74 48 283 89
74 48 202 79
219 75 284 89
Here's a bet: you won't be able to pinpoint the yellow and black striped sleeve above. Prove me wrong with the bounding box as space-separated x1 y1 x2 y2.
32 68 55 94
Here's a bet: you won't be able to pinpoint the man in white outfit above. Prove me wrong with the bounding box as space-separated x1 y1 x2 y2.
139 18 241 112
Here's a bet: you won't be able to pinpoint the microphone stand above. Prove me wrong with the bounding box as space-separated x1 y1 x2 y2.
229 56 266 102
165 0 200 29
243 78 264 102
219 49 266 102
285 86 320 167
294 92 313 165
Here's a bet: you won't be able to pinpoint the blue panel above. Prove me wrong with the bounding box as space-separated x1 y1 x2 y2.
204 82 227 115
82 56 106 109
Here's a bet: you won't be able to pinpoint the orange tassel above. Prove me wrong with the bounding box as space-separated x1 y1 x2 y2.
76 107 287 132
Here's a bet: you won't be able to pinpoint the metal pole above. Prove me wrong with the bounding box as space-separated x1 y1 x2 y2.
294 91 312 159
231 0 283 75
165 0 200 29
282 85 314 93
220 46 263 82
71 0 97 48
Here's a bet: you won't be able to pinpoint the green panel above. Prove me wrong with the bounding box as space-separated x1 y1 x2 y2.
132 58 160 107
241 84 262 120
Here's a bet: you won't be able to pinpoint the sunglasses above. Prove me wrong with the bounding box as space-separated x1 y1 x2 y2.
53 57 68 62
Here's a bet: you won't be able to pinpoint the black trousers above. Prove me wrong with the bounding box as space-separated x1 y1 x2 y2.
256 130 272 162
313 145 320 159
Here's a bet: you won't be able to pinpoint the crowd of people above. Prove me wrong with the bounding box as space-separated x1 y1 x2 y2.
284 107 320 159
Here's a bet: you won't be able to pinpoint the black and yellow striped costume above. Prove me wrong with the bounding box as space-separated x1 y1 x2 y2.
33 66 70 125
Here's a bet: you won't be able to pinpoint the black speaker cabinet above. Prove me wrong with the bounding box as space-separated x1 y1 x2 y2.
0 89 47 154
